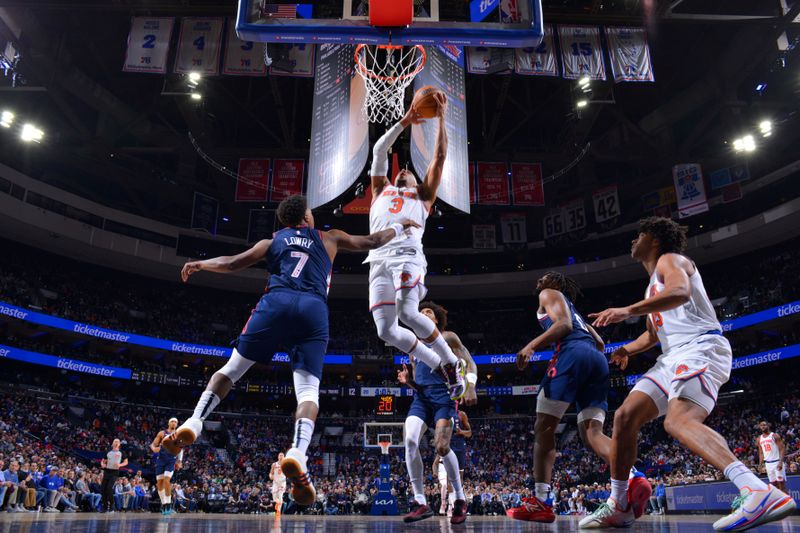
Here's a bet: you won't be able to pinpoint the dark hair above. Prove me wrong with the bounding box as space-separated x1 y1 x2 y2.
277 195 308 227
638 216 688 255
419 300 448 330
543 271 583 302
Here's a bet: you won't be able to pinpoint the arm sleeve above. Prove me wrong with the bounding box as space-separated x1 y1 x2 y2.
370 121 405 177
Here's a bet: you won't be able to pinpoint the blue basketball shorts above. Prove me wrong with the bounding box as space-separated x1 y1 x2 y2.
407 384 456 428
539 342 609 417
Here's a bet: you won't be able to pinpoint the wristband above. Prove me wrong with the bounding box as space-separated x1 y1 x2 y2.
466 372 478 386
390 223 404 237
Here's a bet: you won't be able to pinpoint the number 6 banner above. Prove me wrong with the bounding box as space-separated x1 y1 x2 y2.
123 17 175 74
174 17 224 75
558 25 606 80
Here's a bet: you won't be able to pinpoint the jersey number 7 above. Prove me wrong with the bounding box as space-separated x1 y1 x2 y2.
290 251 309 278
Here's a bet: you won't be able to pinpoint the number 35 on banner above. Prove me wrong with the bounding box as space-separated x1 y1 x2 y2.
593 185 620 223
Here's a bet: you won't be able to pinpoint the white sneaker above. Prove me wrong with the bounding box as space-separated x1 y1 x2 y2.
579 498 635 529
162 417 203 455
280 447 316 506
712 485 796 531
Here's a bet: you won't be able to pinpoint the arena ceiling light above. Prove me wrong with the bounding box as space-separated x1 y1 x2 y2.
20 123 44 143
578 76 591 88
759 120 772 137
190 93 202 100
0 110 13 128
187 71 201 89
576 99 588 108
732 134 755 153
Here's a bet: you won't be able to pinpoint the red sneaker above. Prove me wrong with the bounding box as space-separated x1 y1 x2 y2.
628 476 652 519
450 499 467 525
506 496 556 523
403 502 434 523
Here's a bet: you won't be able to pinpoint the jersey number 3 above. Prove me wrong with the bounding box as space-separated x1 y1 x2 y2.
388 197 404 214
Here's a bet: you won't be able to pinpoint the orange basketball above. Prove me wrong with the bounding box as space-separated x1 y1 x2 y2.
411 85 444 118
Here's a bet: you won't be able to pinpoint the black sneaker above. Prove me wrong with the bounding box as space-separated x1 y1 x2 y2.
403 502 434 523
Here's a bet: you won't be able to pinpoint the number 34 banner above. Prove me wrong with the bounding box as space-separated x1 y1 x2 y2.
123 17 175 74
175 17 224 75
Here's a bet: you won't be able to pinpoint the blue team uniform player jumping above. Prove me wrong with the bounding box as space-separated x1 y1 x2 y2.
160 195 419 506
507 272 650 523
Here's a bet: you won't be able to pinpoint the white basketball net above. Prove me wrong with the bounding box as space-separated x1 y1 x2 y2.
355 44 426 124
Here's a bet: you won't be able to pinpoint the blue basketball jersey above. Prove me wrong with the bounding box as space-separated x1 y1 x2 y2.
450 411 466 452
538 294 595 349
414 357 443 387
266 226 332 300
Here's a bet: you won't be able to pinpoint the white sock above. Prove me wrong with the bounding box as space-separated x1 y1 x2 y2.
448 492 456 506
427 334 458 366
165 495 171 504
158 489 166 504
405 445 426 505
292 418 315 455
440 451 465 500
610 478 628 509
192 390 221 421
724 461 768 492
409 341 443 371
535 482 550 501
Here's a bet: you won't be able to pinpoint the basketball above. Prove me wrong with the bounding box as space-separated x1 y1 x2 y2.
411 85 445 118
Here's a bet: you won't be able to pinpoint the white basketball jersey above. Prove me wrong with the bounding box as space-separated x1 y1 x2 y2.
272 462 285 482
364 185 428 264
646 263 721 353
759 433 780 462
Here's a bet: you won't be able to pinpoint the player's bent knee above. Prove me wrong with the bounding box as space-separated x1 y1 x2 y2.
577 407 606 426
293 370 320 407
218 348 256 384
436 445 451 457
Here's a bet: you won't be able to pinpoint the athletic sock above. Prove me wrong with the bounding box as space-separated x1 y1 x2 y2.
535 482 550 502
408 340 443 370
610 478 629 509
158 489 166 504
427 334 458 366
292 418 315 456
724 461 768 492
448 492 456 506
405 446 426 505
440 451 465 500
192 390 221 421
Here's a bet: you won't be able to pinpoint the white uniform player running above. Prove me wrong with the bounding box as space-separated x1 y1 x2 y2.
366 91 465 400
581 217 795 532
757 422 786 491
270 452 287 514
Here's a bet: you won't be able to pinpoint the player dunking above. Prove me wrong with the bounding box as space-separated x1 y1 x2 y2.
581 217 795 531
433 407 471 517
161 195 419 506
367 92 466 400
508 272 650 523
269 452 287 515
398 301 476 525
757 421 786 492
150 417 183 515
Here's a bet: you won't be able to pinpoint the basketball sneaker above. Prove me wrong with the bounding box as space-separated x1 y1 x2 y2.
436 359 466 400
403 501 434 523
450 499 467 525
712 485 796 531
280 448 316 506
161 417 202 455
506 496 555 523
578 498 634 529
627 470 652 519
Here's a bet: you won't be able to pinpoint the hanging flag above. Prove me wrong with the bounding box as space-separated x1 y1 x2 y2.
592 185 620 222
558 25 605 80
500 213 527 244
174 17 224 75
191 192 219 234
270 159 305 202
466 47 514 74
247 209 275 243
259 4 298 19
270 43 316 77
222 18 267 76
511 163 544 206
235 159 270 202
472 225 497 249
672 163 709 218
476 162 510 205
606 27 655 83
515 25 557 77
123 17 174 74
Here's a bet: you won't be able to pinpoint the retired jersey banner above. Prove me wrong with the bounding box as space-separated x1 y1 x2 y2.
466 47 514 74
472 224 497 249
511 163 544 206
477 162 510 205
500 214 527 244
673 163 709 218
270 159 305 202
174 17 224 75
222 19 266 76
123 17 174 74
592 185 620 222
235 159 270 202
247 209 275 244
515 25 557 77
558 25 606 80
606 27 654 83
270 43 316 77
191 192 219 234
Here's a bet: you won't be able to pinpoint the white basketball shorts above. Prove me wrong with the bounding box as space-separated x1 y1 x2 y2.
632 333 731 417
765 461 786 483
272 480 286 495
368 257 428 311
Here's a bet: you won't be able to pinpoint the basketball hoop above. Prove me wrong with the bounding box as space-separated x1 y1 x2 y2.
377 433 393 455
355 44 426 124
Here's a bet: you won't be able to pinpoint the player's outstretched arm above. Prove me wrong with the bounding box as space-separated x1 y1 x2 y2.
181 239 272 281
419 93 448 205
457 412 472 439
443 330 478 406
370 108 424 198
324 220 420 253
516 289 574 369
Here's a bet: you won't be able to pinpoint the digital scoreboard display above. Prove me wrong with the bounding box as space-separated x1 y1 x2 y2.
376 395 394 416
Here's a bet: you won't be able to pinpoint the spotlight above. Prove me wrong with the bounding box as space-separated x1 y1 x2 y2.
190 93 202 100
0 110 14 128
20 123 44 143
333 205 344 217
759 120 772 137
576 99 588 108
755 83 767 93
578 76 591 88
222 217 230 223
188 72 201 82
733 134 755 153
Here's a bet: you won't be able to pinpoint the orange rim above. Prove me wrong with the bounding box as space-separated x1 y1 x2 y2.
354 44 426 82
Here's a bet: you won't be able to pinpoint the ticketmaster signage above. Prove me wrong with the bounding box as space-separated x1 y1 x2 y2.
664 476 799 512
0 344 132 379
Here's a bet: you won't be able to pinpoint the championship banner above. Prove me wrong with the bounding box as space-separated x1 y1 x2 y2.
191 192 219 234
672 163 709 218
605 27 655 83
510 163 544 206
122 17 174 74
476 162 510 205
174 17 224 75
247 209 275 243
222 18 267 76
515 25 557 77
472 224 496 249
500 214 527 244
466 47 514 74
592 185 620 222
235 158 270 202
641 186 676 211
270 159 305 202
270 43 316 77
558 25 606 80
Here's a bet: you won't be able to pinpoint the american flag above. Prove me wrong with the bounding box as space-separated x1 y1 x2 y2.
260 3 297 19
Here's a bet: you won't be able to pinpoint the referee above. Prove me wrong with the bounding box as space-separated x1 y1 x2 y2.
100 439 128 512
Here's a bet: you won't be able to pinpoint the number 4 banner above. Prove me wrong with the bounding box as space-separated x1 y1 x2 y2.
558 25 606 80
223 18 266 76
123 17 175 74
175 17 224 75
592 185 620 223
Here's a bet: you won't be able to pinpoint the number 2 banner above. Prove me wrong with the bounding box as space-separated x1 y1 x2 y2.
558 25 606 80
123 17 175 74
174 17 224 75
222 18 266 76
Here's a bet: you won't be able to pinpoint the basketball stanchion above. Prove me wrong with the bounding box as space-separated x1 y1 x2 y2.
370 434 399 516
